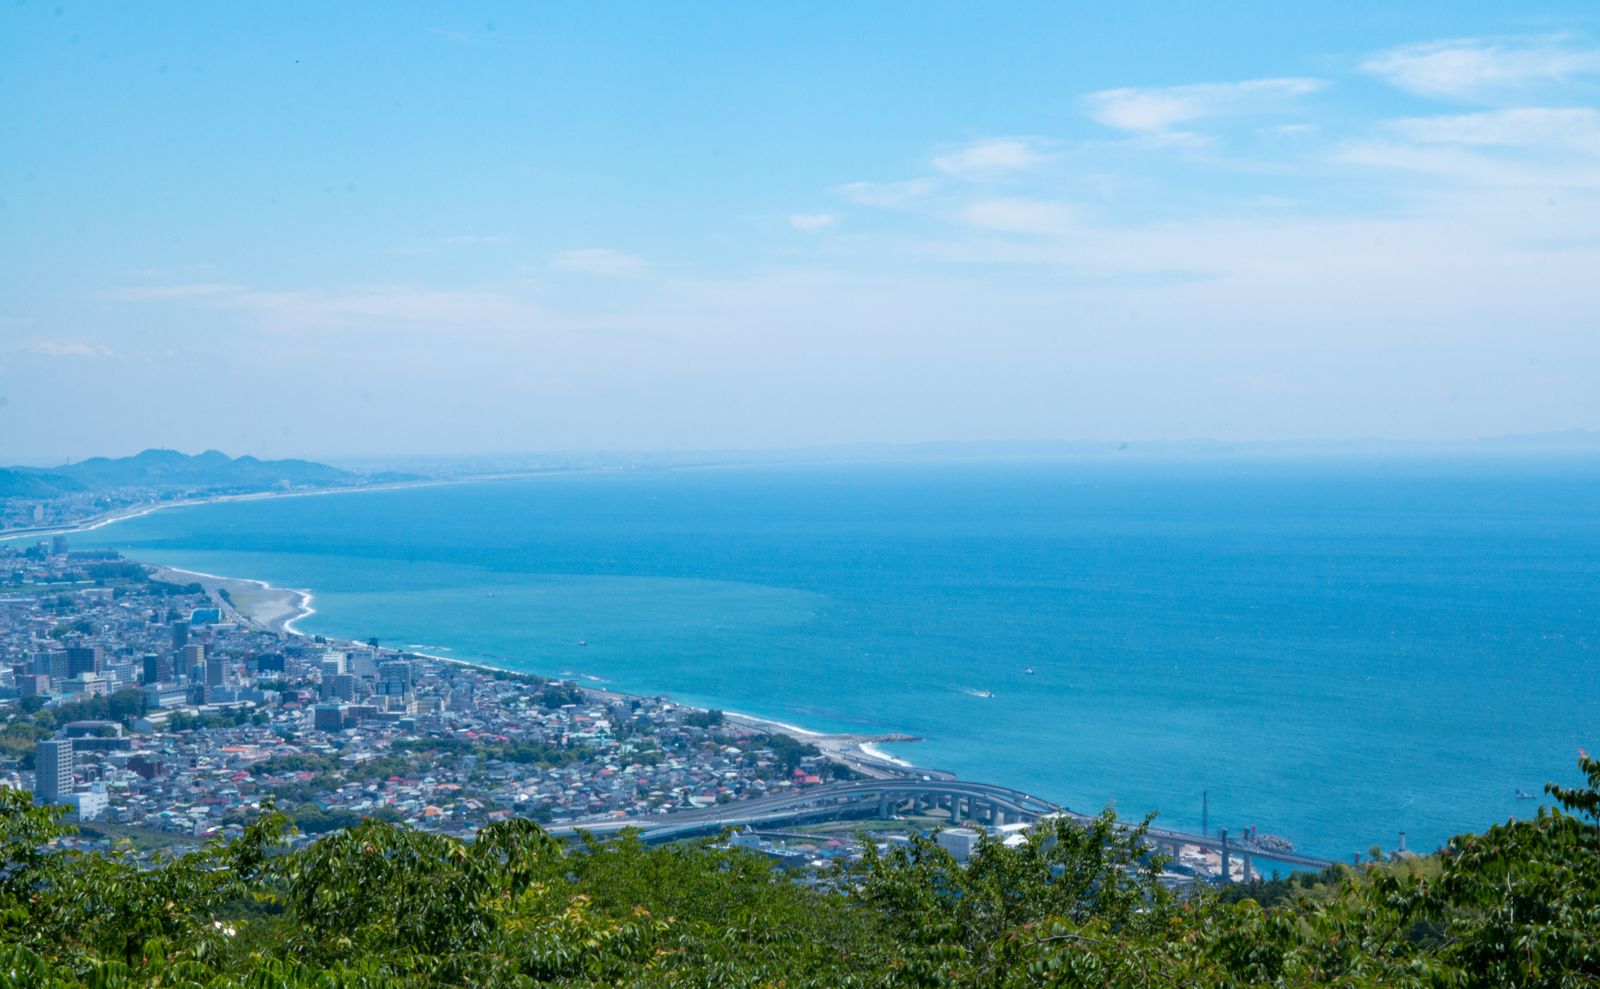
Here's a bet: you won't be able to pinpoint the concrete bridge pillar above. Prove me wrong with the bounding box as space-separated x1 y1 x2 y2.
1219 829 1231 884
877 793 890 819
1242 852 1253 883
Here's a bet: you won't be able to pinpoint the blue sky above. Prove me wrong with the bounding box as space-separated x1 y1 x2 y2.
3 2 1600 459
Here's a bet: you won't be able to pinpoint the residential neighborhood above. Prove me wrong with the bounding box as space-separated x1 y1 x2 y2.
0 537 845 855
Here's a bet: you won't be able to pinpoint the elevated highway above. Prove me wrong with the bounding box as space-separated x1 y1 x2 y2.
550 778 1335 874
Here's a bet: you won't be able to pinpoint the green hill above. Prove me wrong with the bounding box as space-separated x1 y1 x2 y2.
3 449 363 498
45 448 357 490
0 469 80 499
2 753 1597 987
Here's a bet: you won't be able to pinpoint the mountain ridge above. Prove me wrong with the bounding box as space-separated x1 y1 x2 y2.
2 448 361 499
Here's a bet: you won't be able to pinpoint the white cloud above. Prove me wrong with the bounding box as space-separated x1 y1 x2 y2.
1385 107 1600 153
30 341 113 358
391 234 514 257
832 178 938 207
110 282 243 301
961 198 1078 236
788 213 837 232
933 138 1051 178
551 248 648 275
115 280 540 333
1362 37 1600 100
1338 107 1600 190
1336 140 1600 189
1084 77 1327 133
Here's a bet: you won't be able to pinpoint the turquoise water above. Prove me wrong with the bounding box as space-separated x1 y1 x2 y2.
41 459 1600 861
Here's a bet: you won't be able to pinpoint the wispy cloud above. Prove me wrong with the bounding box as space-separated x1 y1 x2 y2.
833 179 938 207
1337 106 1600 190
428 26 510 48
933 138 1051 179
114 281 539 333
402 233 512 252
1336 140 1600 190
1084 77 1327 134
110 282 243 301
961 198 1078 236
1362 36 1600 101
29 341 113 358
551 248 648 275
1384 107 1600 153
238 287 530 328
788 213 837 232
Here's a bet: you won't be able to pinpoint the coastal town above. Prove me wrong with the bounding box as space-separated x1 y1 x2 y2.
0 448 411 536
0 533 1295 885
0 537 861 851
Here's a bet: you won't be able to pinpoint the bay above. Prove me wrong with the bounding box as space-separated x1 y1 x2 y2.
56 458 1600 861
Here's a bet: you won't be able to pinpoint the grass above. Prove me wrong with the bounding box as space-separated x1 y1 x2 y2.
74 821 202 854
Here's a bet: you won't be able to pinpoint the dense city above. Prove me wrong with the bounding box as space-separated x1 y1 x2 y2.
0 536 861 862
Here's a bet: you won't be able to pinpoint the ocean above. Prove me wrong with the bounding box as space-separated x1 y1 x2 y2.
46 458 1600 862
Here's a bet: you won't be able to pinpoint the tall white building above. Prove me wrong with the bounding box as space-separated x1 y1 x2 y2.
33 738 74 805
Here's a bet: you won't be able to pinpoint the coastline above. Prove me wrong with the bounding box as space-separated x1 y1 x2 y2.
150 561 932 782
0 471 561 544
150 565 316 636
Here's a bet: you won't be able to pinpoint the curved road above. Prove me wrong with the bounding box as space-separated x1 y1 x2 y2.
550 778 1335 870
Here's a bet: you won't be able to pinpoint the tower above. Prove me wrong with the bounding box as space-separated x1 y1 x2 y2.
33 739 74 805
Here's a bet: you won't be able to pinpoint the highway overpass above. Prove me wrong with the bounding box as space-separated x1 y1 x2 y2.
550 778 1336 875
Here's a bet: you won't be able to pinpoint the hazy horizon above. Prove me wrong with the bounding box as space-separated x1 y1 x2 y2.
11 426 1600 471
5 3 1600 459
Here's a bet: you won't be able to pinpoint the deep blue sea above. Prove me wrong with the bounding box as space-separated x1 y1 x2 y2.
42 459 1600 862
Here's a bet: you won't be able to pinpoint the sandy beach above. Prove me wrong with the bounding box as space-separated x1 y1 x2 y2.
151 566 314 636
721 712 940 780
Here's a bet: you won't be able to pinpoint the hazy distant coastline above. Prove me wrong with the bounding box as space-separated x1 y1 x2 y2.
329 428 1600 476
10 429 1600 540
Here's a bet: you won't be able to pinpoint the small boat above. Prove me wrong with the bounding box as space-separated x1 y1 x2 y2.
975 690 993 699
577 639 587 647
1023 667 1035 675
1516 789 1535 800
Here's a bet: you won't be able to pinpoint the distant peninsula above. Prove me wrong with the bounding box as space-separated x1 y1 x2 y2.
0 449 421 536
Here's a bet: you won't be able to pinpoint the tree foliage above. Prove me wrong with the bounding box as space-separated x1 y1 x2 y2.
1 756 1597 987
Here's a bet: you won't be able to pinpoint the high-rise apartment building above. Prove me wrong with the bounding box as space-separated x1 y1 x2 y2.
141 653 167 685
33 739 73 805
65 645 104 678
377 660 414 699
